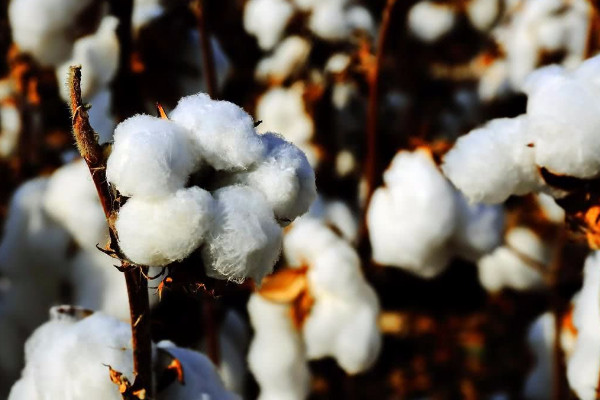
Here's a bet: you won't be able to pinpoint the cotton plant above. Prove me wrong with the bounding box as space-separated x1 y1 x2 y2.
407 0 501 44
367 147 504 279
106 92 316 283
8 306 239 400
248 217 381 399
244 0 374 52
480 0 593 98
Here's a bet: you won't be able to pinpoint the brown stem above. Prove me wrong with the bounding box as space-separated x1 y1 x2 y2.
203 295 221 365
358 0 397 247
68 66 153 399
192 0 218 98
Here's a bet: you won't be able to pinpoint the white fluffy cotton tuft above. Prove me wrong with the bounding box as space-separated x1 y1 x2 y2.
243 0 294 50
106 115 196 198
255 36 311 83
116 187 215 267
170 93 266 171
202 186 282 284
407 1 456 43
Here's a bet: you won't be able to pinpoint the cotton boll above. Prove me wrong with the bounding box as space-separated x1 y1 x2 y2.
107 115 196 198
170 93 266 171
156 341 240 400
9 309 134 400
43 159 108 249
478 60 510 101
476 227 550 292
8 0 96 66
132 0 165 37
202 186 282 284
452 195 504 262
523 312 555 400
407 1 456 43
466 0 499 31
0 178 70 278
367 149 457 277
307 196 359 243
535 193 564 223
69 249 129 320
243 0 294 50
247 294 310 400
0 100 21 158
116 187 215 267
567 251 600 400
255 36 311 83
309 2 348 41
228 133 316 224
325 53 351 74
525 69 600 178
345 6 375 36
442 117 540 204
256 85 314 147
56 16 119 101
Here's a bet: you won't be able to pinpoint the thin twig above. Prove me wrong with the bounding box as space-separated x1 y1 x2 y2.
68 66 153 399
358 0 398 249
192 0 218 98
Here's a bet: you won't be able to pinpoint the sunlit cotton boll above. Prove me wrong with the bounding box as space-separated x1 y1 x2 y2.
107 115 196 198
247 294 310 400
524 63 600 179
43 159 108 250
466 0 500 31
243 0 294 51
476 227 550 293
227 133 316 224
308 2 374 41
523 312 555 400
367 149 457 278
170 93 266 171
56 16 119 102
116 187 214 267
567 251 600 400
202 186 282 284
8 0 97 66
442 116 540 204
255 36 311 83
407 1 456 43
8 308 134 400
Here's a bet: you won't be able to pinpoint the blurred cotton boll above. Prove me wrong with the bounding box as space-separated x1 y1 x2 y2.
407 1 456 43
523 312 555 400
243 0 294 51
255 36 312 83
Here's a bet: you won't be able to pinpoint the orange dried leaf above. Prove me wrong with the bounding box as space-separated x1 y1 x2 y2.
166 358 185 384
258 267 309 303
290 289 314 330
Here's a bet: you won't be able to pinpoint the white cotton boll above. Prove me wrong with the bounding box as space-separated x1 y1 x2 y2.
367 149 457 277
156 341 240 400
345 6 375 36
567 251 600 400
87 89 116 144
243 0 294 50
0 178 70 278
247 294 310 400
523 312 555 400
9 309 134 400
43 159 108 249
132 0 165 37
256 85 314 146
107 115 196 198
407 1 456 43
202 186 282 284
69 249 130 320
325 53 351 74
307 196 359 243
8 0 95 66
466 0 499 31
309 2 348 41
0 101 21 158
525 69 600 178
228 133 316 224
477 227 550 292
284 217 339 268
442 117 540 204
535 193 564 223
255 36 311 83
171 93 266 171
56 16 119 101
573 54 600 95
116 187 215 267
478 60 510 101
452 194 504 262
